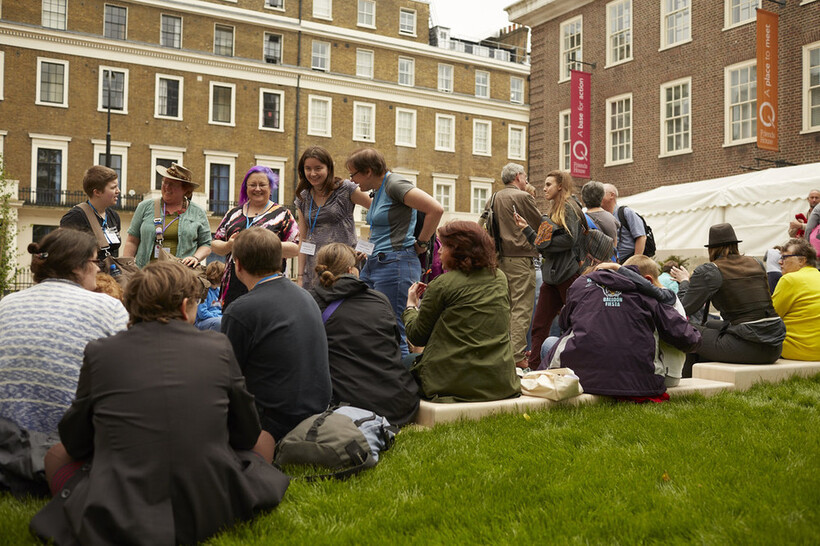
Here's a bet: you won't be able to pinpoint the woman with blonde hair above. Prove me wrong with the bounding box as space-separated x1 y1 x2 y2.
310 243 419 426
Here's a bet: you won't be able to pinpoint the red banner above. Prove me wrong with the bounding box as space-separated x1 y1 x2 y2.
570 70 591 179
756 9 778 152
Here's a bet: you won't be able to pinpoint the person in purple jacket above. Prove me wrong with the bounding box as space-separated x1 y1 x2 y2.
540 262 701 399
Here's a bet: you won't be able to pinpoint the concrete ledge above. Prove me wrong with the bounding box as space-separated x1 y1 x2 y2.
666 377 735 397
692 359 820 391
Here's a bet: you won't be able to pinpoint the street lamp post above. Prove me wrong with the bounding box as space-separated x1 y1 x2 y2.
105 70 112 168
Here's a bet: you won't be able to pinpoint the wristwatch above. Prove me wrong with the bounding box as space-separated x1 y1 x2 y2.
416 239 429 249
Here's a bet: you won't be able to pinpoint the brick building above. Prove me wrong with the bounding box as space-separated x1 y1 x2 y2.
507 0 820 196
0 0 529 271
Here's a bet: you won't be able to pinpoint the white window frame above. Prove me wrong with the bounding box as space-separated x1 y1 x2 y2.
160 14 182 49
606 0 632 68
510 76 524 104
255 154 287 205
264 32 283 64
724 0 760 30
398 57 415 87
103 4 128 40
470 178 493 215
35 57 69 108
659 77 692 157
559 15 583 83
313 0 332 20
149 145 185 190
395 108 417 148
357 0 376 29
472 119 492 156
311 40 330 71
0 51 4 101
214 24 234 56
475 70 490 98
432 175 456 213
97 66 129 115
42 0 67 30
209 81 236 127
438 64 453 93
204 150 238 213
264 0 285 12
29 133 71 205
259 88 285 132
605 93 633 166
559 109 571 171
723 59 757 146
154 74 183 120
802 40 820 134
399 8 417 36
435 113 456 153
660 0 691 51
352 101 376 142
91 139 130 196
356 49 374 79
307 94 332 137
508 124 527 161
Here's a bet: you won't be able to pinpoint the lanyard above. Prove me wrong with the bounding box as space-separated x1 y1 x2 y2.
307 194 322 235
367 172 390 226
87 200 108 229
245 200 275 230
161 202 181 234
253 272 283 290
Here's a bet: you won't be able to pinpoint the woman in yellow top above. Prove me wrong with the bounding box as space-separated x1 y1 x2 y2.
771 238 820 360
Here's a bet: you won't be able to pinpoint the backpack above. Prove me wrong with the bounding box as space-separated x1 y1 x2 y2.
809 224 820 255
273 405 398 480
617 206 656 257
570 198 615 269
479 193 503 254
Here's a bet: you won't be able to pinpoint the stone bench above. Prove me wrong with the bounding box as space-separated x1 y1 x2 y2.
692 359 820 391
413 377 735 428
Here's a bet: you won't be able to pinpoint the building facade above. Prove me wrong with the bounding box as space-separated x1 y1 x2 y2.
0 0 529 271
508 0 820 196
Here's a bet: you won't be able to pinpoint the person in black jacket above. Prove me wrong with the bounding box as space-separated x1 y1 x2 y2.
311 243 419 426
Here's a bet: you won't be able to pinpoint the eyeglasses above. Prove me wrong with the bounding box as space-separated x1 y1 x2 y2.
349 171 359 179
778 254 801 261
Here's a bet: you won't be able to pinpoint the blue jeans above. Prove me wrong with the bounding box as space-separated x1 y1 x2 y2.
360 247 421 356
195 317 222 332
539 336 560 370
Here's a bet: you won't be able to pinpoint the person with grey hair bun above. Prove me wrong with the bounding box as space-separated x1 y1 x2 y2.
581 181 620 256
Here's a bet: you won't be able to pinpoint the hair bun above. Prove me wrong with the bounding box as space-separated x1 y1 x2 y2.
27 242 41 255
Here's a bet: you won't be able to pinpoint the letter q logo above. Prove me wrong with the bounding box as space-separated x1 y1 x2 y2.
759 102 775 128
572 141 589 161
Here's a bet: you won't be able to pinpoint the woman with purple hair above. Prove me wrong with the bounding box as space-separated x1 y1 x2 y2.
211 166 299 310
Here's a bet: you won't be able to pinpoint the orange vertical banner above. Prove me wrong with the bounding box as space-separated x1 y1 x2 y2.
756 9 778 152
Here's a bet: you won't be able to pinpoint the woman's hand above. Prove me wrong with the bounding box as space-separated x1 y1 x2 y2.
180 256 200 268
594 262 620 271
670 265 690 282
407 282 427 307
513 212 528 230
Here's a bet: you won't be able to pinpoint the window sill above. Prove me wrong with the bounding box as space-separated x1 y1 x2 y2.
155 115 183 121
97 108 128 115
799 126 820 135
313 15 333 22
357 24 377 30
307 131 332 138
396 143 417 149
604 57 633 69
435 147 455 153
722 138 755 148
209 121 236 128
353 137 376 143
722 20 755 32
259 126 285 133
658 149 692 158
472 151 492 157
604 158 633 167
658 38 692 52
35 101 68 109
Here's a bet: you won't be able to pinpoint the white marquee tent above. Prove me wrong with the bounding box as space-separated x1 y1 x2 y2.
618 162 820 257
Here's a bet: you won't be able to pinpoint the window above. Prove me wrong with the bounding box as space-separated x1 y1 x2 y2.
508 125 526 160
605 94 632 165
473 120 492 156
265 0 284 9
438 64 453 93
433 178 455 212
264 33 282 64
42 0 67 30
353 102 375 142
357 0 375 28
92 139 130 197
160 15 182 48
104 5 127 40
150 145 185 190
214 25 234 56
0 52 4 101
803 42 820 133
559 109 571 171
98 67 128 114
32 225 59 244
606 0 632 66
395 108 416 148
205 154 237 216
313 0 331 19
209 82 235 126
356 49 374 79
661 0 690 49
312 40 330 71
560 16 582 82
255 155 286 204
725 0 760 29
660 77 691 156
510 77 524 104
470 179 493 214
36 58 68 108
308 95 332 137
475 70 489 98
435 114 455 152
399 9 416 36
30 134 71 205
398 57 414 87
155 74 182 119
259 89 284 131
724 60 756 145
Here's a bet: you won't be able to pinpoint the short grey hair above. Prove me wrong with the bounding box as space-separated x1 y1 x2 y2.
603 183 619 198
581 181 605 208
501 163 525 185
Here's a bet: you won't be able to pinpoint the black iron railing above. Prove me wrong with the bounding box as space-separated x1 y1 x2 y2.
17 188 144 211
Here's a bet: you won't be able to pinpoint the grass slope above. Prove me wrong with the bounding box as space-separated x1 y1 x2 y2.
2 375 818 545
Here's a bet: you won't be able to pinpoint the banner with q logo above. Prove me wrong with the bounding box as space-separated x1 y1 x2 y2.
570 70 591 179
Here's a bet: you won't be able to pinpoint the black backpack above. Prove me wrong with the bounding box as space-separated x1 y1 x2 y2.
479 193 503 254
617 206 656 257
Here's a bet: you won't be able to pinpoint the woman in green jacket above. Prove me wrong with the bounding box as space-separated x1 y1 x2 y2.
402 221 520 403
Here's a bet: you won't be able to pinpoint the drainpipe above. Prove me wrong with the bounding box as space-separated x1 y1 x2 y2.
293 0 303 199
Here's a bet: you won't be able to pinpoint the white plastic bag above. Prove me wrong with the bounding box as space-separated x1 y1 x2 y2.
520 368 583 401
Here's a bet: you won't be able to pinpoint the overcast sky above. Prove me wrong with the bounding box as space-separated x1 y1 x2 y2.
428 0 513 41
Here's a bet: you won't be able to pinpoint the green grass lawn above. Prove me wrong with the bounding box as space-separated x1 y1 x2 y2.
3 375 819 545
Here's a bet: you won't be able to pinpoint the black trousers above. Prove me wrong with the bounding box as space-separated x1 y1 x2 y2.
682 320 782 377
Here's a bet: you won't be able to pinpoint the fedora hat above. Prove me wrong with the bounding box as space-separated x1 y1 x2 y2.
156 163 199 188
705 223 742 248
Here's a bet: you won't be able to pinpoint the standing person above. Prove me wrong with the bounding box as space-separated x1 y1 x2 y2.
805 196 820 254
788 189 820 237
59 165 122 265
211 166 299 310
771 238 820 360
581 180 619 254
345 148 443 356
515 170 585 370
122 163 211 268
481 163 542 368
602 183 647 262
294 146 371 290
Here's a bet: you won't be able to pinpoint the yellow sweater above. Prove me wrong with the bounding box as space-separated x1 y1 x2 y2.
771 266 820 361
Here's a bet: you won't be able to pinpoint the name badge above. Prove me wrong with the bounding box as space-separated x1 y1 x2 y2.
154 245 161 259
355 239 375 256
300 242 317 256
104 227 120 245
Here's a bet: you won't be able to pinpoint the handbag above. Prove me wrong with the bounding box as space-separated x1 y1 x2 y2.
520 368 583 401
77 203 139 285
